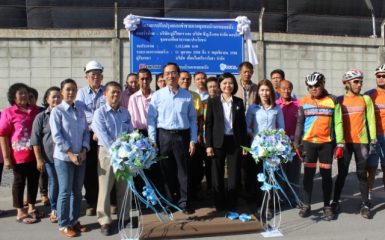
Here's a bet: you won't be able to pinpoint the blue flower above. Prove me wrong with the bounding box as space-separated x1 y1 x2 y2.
109 130 160 179
257 173 266 182
261 183 272 191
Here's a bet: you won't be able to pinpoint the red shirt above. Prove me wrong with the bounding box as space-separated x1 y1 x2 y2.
276 97 299 141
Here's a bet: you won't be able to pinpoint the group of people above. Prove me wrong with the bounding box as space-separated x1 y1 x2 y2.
1 59 385 238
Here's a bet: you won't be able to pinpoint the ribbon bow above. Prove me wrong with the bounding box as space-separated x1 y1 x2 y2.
235 16 258 65
123 14 141 32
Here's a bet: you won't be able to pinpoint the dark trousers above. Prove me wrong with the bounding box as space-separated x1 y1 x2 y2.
189 141 205 194
212 135 241 210
133 129 163 195
302 142 333 206
39 170 48 197
158 128 190 208
243 136 263 207
334 143 369 204
84 132 99 207
0 163 3 184
281 155 302 204
13 161 40 208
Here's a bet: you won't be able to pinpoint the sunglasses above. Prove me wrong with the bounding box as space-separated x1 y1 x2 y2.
308 84 321 89
376 75 385 79
351 80 363 84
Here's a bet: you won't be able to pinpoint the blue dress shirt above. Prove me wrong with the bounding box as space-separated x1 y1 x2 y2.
76 85 106 126
91 103 133 149
50 101 90 162
246 104 285 137
148 86 198 143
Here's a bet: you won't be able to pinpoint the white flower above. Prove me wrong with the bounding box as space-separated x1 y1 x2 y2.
276 142 285 152
258 147 266 157
123 14 140 32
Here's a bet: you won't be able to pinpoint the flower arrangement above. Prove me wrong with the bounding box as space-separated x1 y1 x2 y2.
109 130 178 240
245 129 295 168
243 129 299 232
109 131 158 180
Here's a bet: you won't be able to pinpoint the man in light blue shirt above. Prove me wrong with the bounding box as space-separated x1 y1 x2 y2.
91 81 133 236
148 62 197 214
76 60 106 216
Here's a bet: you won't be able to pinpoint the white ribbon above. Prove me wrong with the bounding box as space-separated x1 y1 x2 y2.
123 14 141 34
235 16 258 65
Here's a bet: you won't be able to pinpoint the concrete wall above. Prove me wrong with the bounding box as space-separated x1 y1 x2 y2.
0 29 384 109
261 33 384 98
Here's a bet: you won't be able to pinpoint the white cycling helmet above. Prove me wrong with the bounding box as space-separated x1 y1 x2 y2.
342 69 363 83
84 60 104 73
305 72 325 86
375 64 385 75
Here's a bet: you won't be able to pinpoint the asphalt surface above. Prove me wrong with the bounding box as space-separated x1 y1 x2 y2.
1 161 385 240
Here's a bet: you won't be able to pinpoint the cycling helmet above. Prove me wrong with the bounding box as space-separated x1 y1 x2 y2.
375 64 385 75
342 69 363 83
305 72 325 86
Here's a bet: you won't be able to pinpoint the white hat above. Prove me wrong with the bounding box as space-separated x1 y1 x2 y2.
84 60 103 73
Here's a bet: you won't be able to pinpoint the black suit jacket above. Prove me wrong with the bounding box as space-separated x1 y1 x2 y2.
205 95 248 149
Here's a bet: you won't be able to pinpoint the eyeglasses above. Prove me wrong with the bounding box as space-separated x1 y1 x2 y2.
376 75 385 79
352 80 363 84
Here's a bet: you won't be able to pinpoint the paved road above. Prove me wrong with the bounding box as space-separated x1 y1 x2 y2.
1 162 385 240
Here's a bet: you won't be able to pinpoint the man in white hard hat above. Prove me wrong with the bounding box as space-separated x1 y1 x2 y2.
76 60 106 216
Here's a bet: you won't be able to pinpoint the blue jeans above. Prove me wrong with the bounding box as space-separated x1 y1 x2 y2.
54 159 86 228
45 161 59 211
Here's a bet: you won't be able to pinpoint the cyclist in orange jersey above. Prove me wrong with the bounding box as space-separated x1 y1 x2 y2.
294 72 344 221
366 64 385 202
332 69 376 219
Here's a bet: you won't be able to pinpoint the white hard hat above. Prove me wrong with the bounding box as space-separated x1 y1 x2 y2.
84 60 103 73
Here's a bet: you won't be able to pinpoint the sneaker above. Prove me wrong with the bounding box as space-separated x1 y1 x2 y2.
298 205 311 218
360 204 371 219
73 221 89 233
323 206 334 221
59 227 78 238
330 201 340 214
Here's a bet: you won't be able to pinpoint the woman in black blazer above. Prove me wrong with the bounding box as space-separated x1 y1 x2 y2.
205 72 248 211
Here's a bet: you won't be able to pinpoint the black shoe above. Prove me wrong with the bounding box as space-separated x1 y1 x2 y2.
323 206 334 221
257 207 273 219
100 224 110 236
117 218 131 228
298 205 311 218
360 204 371 219
181 207 195 215
330 201 340 214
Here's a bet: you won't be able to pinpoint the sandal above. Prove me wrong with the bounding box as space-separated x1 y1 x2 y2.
16 214 38 224
49 210 58 223
28 209 45 220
